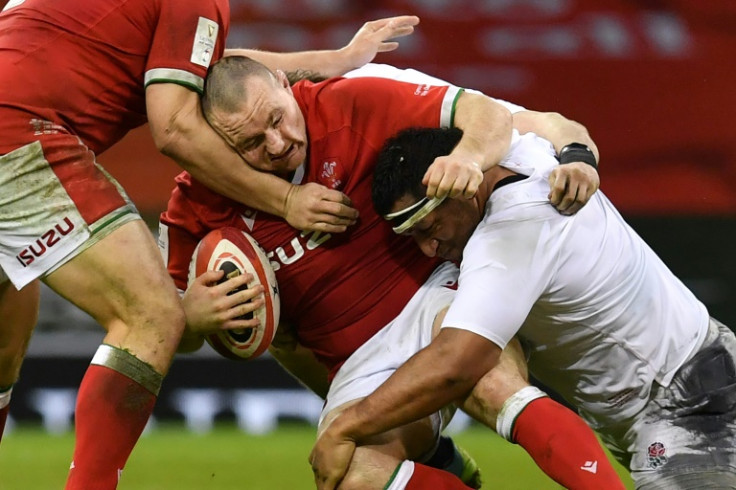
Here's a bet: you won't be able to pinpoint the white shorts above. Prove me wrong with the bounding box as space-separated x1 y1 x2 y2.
600 319 736 489
320 261 459 432
0 138 140 288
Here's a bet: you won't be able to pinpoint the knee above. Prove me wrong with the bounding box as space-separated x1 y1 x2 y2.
338 447 401 490
461 348 530 428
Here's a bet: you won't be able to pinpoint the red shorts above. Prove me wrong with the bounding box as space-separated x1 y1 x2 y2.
0 133 139 288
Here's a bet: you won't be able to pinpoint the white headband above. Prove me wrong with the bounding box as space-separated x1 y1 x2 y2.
384 196 446 234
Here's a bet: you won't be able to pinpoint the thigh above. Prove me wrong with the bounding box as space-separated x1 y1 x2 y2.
626 320 736 489
44 220 185 372
0 137 134 289
321 263 457 422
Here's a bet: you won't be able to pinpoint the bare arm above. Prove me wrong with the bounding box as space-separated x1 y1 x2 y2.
513 111 599 162
514 111 601 215
226 16 419 78
146 83 357 233
269 322 330 399
309 328 501 490
424 92 513 199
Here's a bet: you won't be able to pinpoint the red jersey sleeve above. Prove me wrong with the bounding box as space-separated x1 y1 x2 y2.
293 77 460 180
331 76 459 136
159 172 243 291
145 0 230 93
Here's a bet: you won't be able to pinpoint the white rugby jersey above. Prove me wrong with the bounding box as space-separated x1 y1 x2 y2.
442 132 709 428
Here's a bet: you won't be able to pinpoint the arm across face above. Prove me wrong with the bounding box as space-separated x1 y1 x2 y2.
422 91 513 200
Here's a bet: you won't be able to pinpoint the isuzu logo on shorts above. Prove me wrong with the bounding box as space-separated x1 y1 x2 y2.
15 217 75 267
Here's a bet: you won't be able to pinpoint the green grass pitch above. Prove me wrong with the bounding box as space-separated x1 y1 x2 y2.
0 422 634 489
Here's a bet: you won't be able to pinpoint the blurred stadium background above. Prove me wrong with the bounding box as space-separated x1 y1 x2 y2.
4 0 735 488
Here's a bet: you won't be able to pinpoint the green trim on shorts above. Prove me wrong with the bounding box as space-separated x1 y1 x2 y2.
89 207 138 236
383 462 404 490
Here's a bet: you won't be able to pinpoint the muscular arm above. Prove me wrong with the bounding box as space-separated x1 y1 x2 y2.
513 110 601 215
513 111 600 163
310 328 501 489
146 83 356 232
226 16 419 78
424 92 513 199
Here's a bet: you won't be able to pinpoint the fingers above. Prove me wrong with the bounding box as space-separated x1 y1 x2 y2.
423 156 482 199
376 41 399 53
285 183 359 232
548 163 600 215
369 15 420 32
195 269 225 286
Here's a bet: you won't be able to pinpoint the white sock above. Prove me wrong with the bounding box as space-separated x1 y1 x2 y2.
0 386 12 409
496 386 547 441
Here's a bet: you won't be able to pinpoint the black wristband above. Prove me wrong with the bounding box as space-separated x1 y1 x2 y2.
558 143 598 170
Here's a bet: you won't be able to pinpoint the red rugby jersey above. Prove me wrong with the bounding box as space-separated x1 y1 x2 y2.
161 76 458 375
0 0 229 155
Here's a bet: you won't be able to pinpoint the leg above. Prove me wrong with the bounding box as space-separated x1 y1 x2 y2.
461 338 625 489
0 278 40 441
43 220 186 489
319 400 471 490
625 319 736 490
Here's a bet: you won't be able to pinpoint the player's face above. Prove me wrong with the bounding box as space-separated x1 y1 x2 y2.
213 72 307 175
393 194 478 262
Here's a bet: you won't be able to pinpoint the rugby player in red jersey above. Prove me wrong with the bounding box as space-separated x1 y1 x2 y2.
0 1 418 486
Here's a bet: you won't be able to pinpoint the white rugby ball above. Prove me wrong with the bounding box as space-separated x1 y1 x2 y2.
188 227 280 360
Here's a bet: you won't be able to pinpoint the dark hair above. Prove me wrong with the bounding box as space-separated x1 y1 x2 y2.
372 127 463 216
285 69 328 85
202 56 276 119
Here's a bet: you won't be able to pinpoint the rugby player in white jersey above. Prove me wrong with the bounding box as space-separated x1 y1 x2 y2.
310 126 736 490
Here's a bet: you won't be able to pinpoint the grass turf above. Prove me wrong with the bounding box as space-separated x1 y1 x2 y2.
0 422 634 489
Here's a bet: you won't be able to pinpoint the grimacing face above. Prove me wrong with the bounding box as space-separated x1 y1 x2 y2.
211 70 307 175
392 194 478 262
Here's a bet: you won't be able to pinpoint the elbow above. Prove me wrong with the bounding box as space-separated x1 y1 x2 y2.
151 119 184 158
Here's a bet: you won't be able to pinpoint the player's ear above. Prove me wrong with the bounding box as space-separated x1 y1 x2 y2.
275 69 291 91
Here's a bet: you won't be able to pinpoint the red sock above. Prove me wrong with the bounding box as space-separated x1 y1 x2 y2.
0 405 8 443
513 397 625 489
65 365 157 490
406 463 472 489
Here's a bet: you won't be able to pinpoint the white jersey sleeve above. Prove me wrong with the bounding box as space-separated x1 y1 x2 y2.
344 63 526 114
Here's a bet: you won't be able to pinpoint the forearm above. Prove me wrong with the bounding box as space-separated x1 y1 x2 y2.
452 92 513 171
334 329 498 442
226 48 357 79
147 83 292 217
513 111 600 163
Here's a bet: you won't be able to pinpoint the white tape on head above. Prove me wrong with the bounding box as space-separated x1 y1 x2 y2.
384 196 446 234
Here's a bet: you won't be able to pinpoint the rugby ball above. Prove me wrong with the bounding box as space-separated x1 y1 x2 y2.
188 227 280 360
